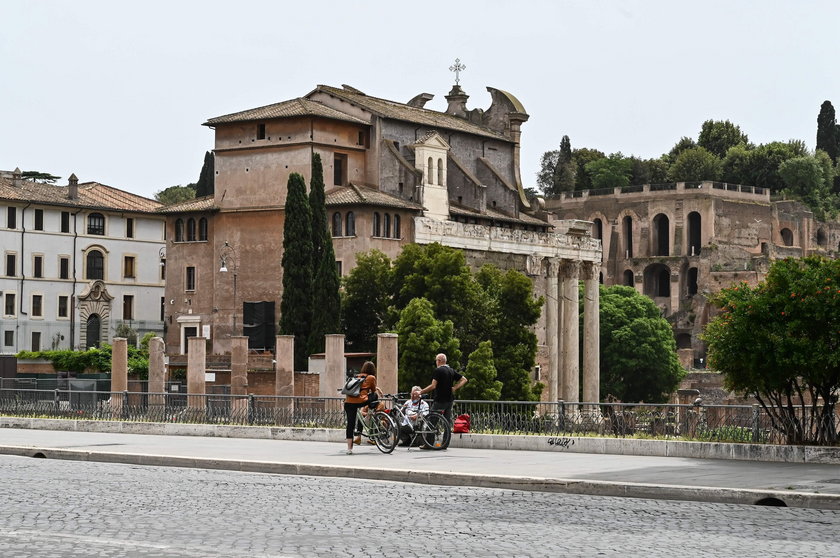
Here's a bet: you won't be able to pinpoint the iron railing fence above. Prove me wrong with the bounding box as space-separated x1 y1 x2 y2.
1 389 837 445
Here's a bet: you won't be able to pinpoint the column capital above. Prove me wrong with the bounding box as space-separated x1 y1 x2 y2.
559 259 580 279
580 261 599 281
546 257 561 278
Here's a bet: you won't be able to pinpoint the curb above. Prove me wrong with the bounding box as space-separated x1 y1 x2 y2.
2 444 838 511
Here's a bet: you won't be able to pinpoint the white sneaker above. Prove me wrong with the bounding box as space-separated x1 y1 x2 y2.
345 449 353 455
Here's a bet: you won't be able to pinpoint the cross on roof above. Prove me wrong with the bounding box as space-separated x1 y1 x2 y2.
449 58 466 85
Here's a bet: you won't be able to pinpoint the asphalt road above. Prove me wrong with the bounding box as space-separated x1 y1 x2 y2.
1 455 838 557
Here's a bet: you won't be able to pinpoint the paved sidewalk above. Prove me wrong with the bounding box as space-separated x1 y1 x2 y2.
2 427 839 510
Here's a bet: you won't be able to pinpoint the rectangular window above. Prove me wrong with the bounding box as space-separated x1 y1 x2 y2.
31 332 41 352
160 297 165 322
160 258 166 281
33 255 43 278
336 261 343 277
124 256 136 279
59 257 70 279
5 254 15 277
58 295 69 318
7 207 16 229
4 293 15 316
186 266 196 291
126 217 134 238
123 295 134 320
87 213 105 235
61 211 70 233
257 123 266 140
31 295 43 317
34 209 44 231
333 153 347 186
3 331 13 346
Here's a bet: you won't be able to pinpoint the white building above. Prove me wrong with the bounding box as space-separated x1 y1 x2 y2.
0 170 165 353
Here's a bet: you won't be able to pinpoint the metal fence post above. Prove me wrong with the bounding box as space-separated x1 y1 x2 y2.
122 390 129 420
54 389 60 413
248 394 255 425
751 404 760 443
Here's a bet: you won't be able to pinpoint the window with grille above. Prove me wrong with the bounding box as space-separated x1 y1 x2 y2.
87 213 105 235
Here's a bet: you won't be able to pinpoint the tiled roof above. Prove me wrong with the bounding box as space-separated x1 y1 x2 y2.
0 177 161 213
204 98 369 126
311 85 511 141
450 203 551 227
325 184 423 210
156 196 218 214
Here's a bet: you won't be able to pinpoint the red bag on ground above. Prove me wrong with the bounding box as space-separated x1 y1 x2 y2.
453 414 470 433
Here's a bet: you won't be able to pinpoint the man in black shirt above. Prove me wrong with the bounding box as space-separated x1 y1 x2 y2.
419 353 468 422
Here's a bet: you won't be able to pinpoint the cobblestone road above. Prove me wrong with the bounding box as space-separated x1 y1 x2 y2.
1 455 838 557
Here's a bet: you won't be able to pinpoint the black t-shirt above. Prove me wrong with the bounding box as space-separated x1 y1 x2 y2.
432 365 462 403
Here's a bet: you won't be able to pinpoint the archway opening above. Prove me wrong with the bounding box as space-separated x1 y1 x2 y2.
780 228 794 247
652 213 670 256
643 263 671 297
687 267 698 296
688 211 701 256
86 314 101 349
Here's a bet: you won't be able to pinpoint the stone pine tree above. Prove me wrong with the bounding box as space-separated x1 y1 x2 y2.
308 153 328 266
280 173 314 371
307 229 341 356
816 100 840 163
194 151 214 198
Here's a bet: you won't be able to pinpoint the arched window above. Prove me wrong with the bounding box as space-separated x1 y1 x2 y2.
86 250 104 280
780 228 794 246
175 219 184 242
688 212 701 256
643 263 671 297
186 218 196 241
687 267 698 295
384 214 391 238
652 213 669 256
623 269 634 287
198 218 208 241
623 215 633 258
372 212 381 237
816 228 827 247
87 213 105 235
345 212 355 236
437 158 444 185
86 314 101 349
592 218 603 240
428 157 434 184
332 212 342 236
393 215 401 239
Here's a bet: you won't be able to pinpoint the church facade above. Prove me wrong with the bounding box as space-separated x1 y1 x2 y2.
162 82 602 402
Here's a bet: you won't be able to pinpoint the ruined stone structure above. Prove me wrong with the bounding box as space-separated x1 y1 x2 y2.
162 82 602 402
544 181 840 367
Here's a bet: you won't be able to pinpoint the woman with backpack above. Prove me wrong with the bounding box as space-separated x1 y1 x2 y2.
343 361 379 455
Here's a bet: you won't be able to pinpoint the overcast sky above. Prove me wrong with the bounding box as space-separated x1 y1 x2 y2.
3 1 839 200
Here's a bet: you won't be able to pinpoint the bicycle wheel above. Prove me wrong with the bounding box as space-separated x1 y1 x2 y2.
422 413 451 450
372 411 398 454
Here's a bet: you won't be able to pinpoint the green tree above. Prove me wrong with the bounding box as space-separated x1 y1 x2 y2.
155 184 196 205
720 144 753 184
778 155 832 219
667 146 721 182
21 171 61 184
279 173 314 370
460 341 502 400
584 153 633 189
341 250 394 352
308 153 328 266
396 298 461 393
628 157 669 185
697 119 749 158
746 141 808 192
598 286 685 403
308 229 341 355
536 149 561 195
703 257 840 445
536 135 576 195
664 136 697 165
194 151 214 198
571 147 606 191
816 100 840 162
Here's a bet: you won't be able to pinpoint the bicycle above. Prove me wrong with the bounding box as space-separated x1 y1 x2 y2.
386 394 452 450
354 404 399 454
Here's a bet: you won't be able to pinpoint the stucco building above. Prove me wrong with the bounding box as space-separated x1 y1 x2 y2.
162 82 603 402
543 181 840 367
0 169 165 353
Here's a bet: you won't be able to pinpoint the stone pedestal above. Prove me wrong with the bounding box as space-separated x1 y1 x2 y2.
110 337 128 416
376 333 398 396
148 337 165 408
187 337 206 413
322 334 345 399
230 336 249 421
274 335 295 420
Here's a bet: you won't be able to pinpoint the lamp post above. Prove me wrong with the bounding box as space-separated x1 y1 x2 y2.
219 241 239 336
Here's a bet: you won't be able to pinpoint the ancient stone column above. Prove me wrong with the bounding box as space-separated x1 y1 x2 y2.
322 334 345 398
111 337 128 417
148 337 165 411
274 335 295 421
376 333 398 396
230 336 249 422
560 260 580 403
545 259 560 402
187 336 206 413
582 262 600 405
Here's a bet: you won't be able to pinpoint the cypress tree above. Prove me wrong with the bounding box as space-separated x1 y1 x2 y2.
195 151 215 197
308 153 327 266
816 101 840 162
307 230 341 356
280 173 314 370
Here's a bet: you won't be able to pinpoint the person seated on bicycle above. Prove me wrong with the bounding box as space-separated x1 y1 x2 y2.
344 361 379 454
399 386 429 446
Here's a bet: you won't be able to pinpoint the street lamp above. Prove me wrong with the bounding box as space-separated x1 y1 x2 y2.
219 241 239 336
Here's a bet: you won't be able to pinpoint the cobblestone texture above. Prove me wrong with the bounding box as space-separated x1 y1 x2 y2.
1 455 838 557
